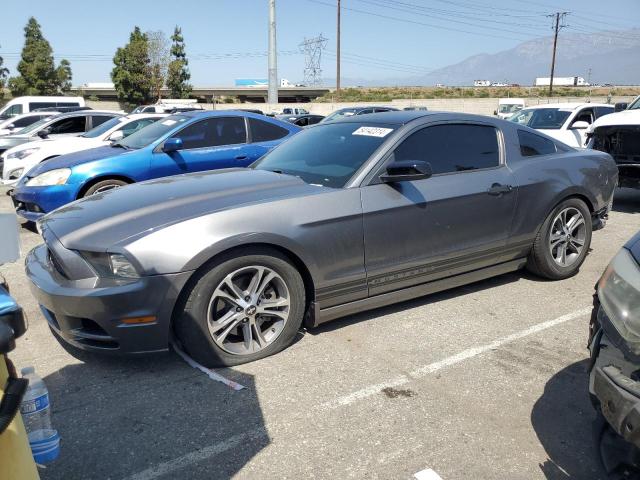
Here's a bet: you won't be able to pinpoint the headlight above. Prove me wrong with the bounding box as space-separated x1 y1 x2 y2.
6 147 40 161
80 251 140 279
598 248 640 352
8 168 24 180
25 168 71 187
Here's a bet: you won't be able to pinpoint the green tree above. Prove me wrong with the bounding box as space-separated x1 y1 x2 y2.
111 26 153 106
0 47 8 99
8 17 72 96
166 26 192 99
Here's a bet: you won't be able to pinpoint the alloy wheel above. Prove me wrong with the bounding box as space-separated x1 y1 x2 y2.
206 265 290 355
548 207 587 267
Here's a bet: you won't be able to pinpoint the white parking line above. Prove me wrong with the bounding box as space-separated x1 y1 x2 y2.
414 468 444 480
125 428 268 480
124 307 591 480
320 307 591 409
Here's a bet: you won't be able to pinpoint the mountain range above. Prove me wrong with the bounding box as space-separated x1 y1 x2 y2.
330 29 640 87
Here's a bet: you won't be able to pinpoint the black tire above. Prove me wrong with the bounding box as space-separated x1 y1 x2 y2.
174 247 306 367
81 179 128 197
526 197 592 280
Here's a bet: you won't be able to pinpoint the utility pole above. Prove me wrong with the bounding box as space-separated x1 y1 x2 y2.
336 0 341 98
548 11 568 96
268 0 278 106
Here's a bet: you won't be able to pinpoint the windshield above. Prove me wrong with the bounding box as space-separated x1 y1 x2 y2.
82 117 124 138
508 108 572 130
253 122 394 188
322 109 358 123
15 116 54 135
117 115 188 149
628 97 640 110
499 104 523 114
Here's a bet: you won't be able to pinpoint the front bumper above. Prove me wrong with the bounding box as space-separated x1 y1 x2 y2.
25 243 192 354
10 184 79 222
590 303 640 449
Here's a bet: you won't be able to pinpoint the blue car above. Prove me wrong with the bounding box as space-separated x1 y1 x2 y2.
10 111 300 221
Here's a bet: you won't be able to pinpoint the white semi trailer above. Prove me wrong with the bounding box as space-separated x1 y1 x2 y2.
534 76 589 87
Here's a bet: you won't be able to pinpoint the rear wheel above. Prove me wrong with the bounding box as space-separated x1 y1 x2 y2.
174 248 305 367
527 198 592 280
82 179 128 197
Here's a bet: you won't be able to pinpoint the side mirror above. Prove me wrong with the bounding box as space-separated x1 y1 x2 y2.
570 120 590 130
37 127 51 139
380 160 432 183
6 124 15 130
162 137 183 153
494 110 498 116
108 130 124 142
614 102 628 112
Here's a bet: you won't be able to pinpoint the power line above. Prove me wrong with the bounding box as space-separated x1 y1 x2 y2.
299 34 328 86
301 0 536 42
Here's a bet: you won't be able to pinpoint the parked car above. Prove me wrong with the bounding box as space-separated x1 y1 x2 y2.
495 98 525 120
0 112 56 136
587 96 640 189
277 114 325 127
131 102 204 114
0 110 122 157
281 107 309 115
1 113 166 185
0 96 85 118
508 103 615 148
25 111 617 366
588 231 640 476
10 111 300 221
322 106 399 123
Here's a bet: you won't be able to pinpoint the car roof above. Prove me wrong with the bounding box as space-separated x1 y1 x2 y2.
177 110 286 122
329 110 441 125
523 103 613 110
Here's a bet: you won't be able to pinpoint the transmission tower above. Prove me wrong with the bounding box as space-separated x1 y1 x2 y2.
299 34 328 86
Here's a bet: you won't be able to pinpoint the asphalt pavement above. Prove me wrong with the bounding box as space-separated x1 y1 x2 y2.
3 186 640 480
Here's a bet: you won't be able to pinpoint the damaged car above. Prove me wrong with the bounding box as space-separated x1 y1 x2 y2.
588 96 640 189
589 230 640 477
25 111 617 367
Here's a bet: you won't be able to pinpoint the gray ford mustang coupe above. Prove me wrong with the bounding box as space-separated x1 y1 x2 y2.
26 111 618 366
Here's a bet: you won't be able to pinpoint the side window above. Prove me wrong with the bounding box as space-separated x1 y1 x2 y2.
249 118 289 142
48 116 87 134
572 109 594 125
119 118 157 137
29 102 56 111
56 102 80 108
595 106 614 119
517 130 557 157
359 108 375 115
7 104 24 116
175 117 247 149
294 118 308 127
374 108 390 113
91 115 113 129
13 116 40 128
393 124 500 175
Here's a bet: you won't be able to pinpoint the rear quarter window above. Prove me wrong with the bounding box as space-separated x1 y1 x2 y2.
249 118 290 142
518 130 557 157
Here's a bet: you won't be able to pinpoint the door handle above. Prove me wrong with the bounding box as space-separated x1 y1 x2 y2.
235 155 248 161
487 183 513 196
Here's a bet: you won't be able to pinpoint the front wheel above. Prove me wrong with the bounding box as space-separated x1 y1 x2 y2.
174 248 306 367
82 179 128 197
527 198 592 280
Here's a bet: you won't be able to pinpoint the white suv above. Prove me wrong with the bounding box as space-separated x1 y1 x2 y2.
1 113 166 184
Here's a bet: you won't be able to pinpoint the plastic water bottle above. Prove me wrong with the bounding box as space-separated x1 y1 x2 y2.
20 366 52 441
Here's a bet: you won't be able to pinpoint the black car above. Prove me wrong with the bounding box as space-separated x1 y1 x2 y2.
321 106 399 123
277 114 325 127
589 231 640 476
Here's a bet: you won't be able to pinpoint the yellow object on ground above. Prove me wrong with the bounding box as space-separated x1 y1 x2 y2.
0 358 39 480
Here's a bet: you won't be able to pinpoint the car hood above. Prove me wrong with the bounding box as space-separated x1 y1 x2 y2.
40 168 328 250
588 110 640 132
625 231 640 265
25 145 127 177
0 136 30 148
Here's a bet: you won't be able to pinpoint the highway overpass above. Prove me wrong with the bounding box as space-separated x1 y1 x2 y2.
75 85 331 103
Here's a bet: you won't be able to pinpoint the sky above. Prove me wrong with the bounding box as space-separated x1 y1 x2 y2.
1 0 639 87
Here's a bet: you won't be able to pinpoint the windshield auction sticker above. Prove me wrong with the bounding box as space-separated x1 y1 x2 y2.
352 126 394 138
